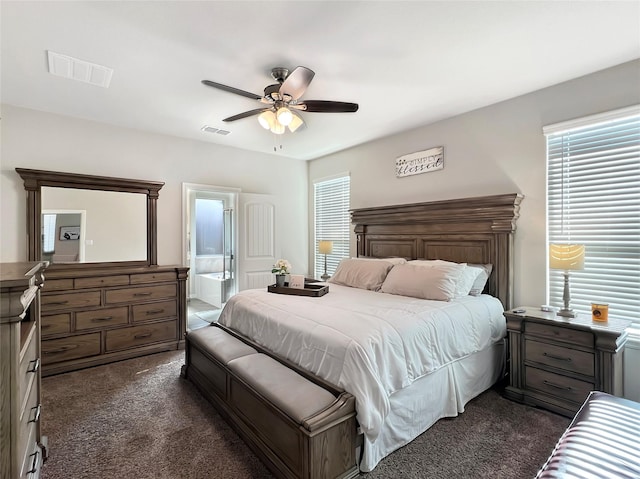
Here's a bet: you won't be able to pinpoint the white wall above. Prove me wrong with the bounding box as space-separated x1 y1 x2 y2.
308 59 640 309
1 105 309 276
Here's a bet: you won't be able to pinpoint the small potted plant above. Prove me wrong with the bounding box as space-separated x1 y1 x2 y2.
272 259 291 287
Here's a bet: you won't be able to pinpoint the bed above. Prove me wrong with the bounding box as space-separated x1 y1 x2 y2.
186 193 523 475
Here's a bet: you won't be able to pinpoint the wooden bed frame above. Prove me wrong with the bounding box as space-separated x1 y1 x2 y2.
183 193 523 478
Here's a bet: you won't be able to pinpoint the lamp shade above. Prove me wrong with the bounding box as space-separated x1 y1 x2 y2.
549 243 585 270
318 240 333 255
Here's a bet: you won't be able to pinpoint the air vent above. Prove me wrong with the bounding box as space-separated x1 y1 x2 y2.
201 126 231 136
47 51 113 88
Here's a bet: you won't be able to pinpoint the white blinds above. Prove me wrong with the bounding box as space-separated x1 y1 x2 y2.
42 214 56 253
314 175 350 279
546 108 640 324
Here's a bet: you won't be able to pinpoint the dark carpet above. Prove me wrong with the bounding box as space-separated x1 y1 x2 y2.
41 350 569 479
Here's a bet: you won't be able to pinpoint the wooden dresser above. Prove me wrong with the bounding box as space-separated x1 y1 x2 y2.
40 265 188 376
1 261 48 479
504 307 630 417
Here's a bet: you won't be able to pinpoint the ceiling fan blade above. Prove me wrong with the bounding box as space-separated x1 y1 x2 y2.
279 66 315 101
223 108 270 122
202 80 262 101
299 100 359 113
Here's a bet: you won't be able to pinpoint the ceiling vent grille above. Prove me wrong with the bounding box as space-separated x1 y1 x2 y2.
201 126 231 135
47 51 113 88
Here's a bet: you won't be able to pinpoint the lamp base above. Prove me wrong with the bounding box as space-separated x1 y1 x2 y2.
321 273 330 281
557 308 577 318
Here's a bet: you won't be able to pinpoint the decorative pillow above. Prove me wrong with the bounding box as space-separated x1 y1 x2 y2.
355 256 408 265
328 258 394 291
380 263 462 301
456 265 483 297
468 263 493 296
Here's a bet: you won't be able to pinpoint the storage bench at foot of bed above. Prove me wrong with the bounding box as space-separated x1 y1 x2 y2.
182 325 359 479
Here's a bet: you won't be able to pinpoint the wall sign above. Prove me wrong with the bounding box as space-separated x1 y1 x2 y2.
395 146 444 178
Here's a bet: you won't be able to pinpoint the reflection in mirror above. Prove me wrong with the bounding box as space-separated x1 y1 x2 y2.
42 187 147 264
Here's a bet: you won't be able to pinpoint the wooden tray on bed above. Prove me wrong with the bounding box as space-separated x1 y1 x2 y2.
267 283 329 297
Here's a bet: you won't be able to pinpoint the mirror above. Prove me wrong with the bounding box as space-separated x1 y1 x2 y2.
41 187 148 264
16 168 164 268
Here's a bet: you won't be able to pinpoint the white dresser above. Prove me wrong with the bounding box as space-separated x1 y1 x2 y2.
1 262 48 479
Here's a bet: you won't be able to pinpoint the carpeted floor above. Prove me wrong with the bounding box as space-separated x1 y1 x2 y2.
41 350 569 479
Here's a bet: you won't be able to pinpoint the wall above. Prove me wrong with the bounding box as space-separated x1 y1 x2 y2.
308 59 640 309
1 105 309 276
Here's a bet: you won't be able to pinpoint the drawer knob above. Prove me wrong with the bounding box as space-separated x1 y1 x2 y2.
543 380 573 391
134 332 153 340
29 404 42 423
47 300 69 306
92 316 114 322
44 345 78 354
543 352 572 362
27 358 40 373
134 292 153 297
26 451 39 474
146 309 164 315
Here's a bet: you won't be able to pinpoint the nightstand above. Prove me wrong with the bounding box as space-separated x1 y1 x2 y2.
504 307 631 417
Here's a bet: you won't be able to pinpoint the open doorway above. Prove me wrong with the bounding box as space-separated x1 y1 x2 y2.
183 184 239 330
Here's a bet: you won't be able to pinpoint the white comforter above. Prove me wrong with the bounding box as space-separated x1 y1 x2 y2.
218 284 505 442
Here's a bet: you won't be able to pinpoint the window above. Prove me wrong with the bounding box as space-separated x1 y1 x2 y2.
42 214 56 253
195 198 224 256
545 106 640 327
314 174 350 279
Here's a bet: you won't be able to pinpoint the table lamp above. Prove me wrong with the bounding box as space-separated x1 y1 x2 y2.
549 243 585 318
318 240 333 281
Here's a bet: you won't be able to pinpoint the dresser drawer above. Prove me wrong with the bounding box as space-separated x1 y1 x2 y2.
105 320 177 352
41 278 74 292
41 313 71 336
132 300 177 322
76 307 129 331
526 322 593 348
41 291 101 312
42 333 101 364
105 284 177 304
18 378 40 473
525 366 593 405
20 432 41 479
525 339 594 377
18 335 39 410
130 271 177 284
75 275 129 289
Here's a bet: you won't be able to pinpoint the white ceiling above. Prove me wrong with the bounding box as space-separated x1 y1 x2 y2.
2 1 639 161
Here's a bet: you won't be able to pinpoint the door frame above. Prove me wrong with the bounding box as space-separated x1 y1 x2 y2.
182 183 240 301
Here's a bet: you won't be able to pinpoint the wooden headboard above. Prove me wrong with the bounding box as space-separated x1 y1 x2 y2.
351 193 523 309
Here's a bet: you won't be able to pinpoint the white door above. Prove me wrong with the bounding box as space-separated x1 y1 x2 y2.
237 193 279 291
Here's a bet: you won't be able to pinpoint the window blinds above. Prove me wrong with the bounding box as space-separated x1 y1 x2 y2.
314 175 350 279
546 108 640 325
42 214 56 254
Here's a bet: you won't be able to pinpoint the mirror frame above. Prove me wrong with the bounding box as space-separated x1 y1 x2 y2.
16 168 164 268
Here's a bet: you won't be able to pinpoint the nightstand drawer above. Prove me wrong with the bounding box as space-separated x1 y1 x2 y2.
525 366 593 405
76 307 129 331
525 339 594 377
526 322 593 348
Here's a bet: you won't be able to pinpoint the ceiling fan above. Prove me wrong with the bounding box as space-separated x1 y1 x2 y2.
201 66 358 134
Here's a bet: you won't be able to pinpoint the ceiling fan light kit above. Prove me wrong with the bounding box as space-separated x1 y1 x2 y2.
202 66 358 138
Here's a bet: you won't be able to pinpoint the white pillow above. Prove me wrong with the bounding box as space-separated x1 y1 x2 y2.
468 263 493 296
407 259 468 296
456 265 483 297
380 263 461 301
328 258 394 291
